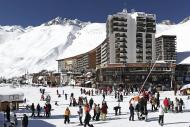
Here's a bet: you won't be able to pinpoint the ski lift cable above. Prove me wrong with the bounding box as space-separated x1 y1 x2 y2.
138 53 161 95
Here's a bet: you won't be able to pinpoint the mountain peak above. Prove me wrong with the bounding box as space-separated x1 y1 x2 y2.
179 16 190 24
43 17 89 27
160 20 175 25
0 25 24 32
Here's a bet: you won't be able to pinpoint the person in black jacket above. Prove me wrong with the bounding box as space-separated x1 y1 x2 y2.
156 92 160 109
31 103 35 117
78 105 83 125
36 104 41 117
22 114 28 127
129 104 134 121
179 98 184 112
135 102 140 120
84 111 91 127
5 105 10 122
89 98 94 109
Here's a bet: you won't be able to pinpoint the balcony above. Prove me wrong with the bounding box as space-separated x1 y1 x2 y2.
136 38 143 42
136 55 143 59
120 28 128 32
137 22 146 27
136 50 143 53
146 28 156 33
146 34 152 38
146 56 152 60
116 48 127 54
146 18 156 22
146 39 152 43
119 58 127 63
119 48 127 53
146 51 152 55
146 23 156 27
136 42 143 48
137 46 143 49
120 53 127 57
113 27 127 32
113 17 127 22
137 17 146 22
116 38 127 42
113 22 127 27
137 27 146 32
119 42 127 47
136 33 143 38
146 45 152 49
115 33 127 37
120 33 127 37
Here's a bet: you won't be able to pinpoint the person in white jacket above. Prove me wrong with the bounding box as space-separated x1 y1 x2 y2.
158 105 164 125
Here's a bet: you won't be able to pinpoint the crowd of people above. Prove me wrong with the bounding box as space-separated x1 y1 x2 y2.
3 85 187 127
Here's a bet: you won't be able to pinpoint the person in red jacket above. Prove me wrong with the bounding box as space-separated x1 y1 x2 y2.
101 102 108 120
163 97 169 112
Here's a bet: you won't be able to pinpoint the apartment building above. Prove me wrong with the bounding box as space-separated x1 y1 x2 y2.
105 9 156 64
156 35 176 62
57 56 78 73
95 10 177 89
57 9 177 89
57 49 96 74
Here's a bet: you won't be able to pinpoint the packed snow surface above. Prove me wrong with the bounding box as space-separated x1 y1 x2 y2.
0 85 190 127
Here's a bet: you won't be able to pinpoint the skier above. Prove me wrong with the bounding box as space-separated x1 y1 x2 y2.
78 105 83 125
158 105 164 126
156 91 160 109
101 102 108 121
179 98 184 112
45 104 50 117
163 97 169 113
96 104 101 121
84 111 91 127
150 96 156 111
5 105 10 122
89 98 94 109
64 107 70 124
70 96 73 106
92 104 97 120
174 97 179 113
36 104 41 117
22 114 28 127
80 88 83 94
65 93 68 100
62 90 64 95
120 93 123 102
102 93 105 101
47 103 52 116
129 103 134 121
13 114 18 126
135 102 140 120
31 103 35 117
56 89 59 95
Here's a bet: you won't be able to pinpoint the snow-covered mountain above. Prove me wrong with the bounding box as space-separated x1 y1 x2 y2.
0 17 106 78
0 16 190 78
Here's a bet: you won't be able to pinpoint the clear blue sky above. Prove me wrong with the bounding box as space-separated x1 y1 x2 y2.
0 0 189 27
